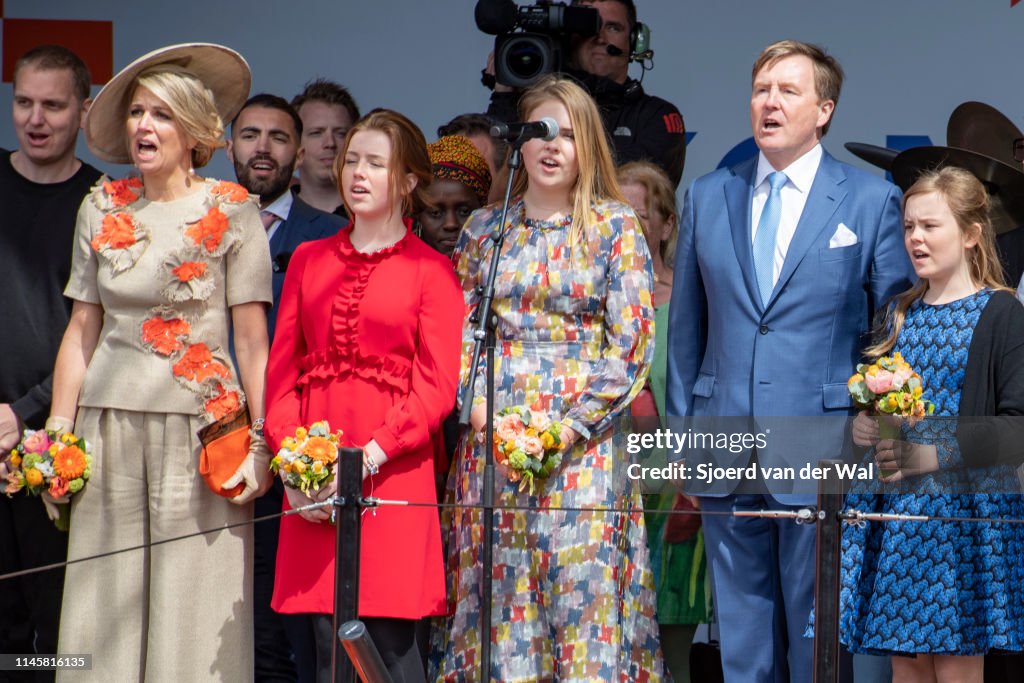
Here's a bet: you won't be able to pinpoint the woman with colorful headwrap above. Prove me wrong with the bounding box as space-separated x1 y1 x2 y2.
416 135 493 488
417 135 492 257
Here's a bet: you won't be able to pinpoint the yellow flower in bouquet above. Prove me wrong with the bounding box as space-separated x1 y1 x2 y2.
270 421 345 494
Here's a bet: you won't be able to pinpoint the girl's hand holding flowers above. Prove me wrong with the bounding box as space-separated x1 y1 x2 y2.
873 438 939 482
270 421 344 495
848 353 935 479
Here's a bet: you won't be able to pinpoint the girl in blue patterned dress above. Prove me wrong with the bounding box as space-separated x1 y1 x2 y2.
431 76 666 682
842 167 1024 682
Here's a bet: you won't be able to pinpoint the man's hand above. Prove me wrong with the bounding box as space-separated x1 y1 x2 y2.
0 404 23 451
484 51 514 93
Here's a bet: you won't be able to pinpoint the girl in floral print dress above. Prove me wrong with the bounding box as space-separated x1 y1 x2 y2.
431 75 667 682
47 45 272 681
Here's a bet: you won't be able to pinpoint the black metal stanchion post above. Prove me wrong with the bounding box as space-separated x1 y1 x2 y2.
813 458 844 683
457 141 525 683
478 325 497 683
334 447 364 683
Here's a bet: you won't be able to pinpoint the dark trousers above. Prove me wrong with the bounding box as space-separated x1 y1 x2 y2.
285 613 426 683
255 479 301 682
0 494 68 683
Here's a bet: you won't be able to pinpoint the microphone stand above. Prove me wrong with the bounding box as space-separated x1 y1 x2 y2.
458 137 525 683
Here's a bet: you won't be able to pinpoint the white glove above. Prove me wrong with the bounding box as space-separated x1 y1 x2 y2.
225 431 274 505
45 416 75 435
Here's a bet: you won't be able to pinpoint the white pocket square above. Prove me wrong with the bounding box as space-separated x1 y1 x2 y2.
829 223 859 248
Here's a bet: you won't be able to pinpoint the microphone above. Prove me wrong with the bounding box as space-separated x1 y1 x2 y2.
490 117 560 142
606 44 624 57
475 0 518 35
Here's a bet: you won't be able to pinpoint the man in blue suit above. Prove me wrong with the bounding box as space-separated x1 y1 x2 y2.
227 93 344 683
666 41 913 682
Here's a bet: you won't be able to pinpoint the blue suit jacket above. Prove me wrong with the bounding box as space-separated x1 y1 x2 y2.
267 192 345 341
666 150 914 503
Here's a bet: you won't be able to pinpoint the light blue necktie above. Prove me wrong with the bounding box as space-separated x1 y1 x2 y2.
753 171 788 306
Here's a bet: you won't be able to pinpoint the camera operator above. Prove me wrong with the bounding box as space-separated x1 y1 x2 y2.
485 0 687 188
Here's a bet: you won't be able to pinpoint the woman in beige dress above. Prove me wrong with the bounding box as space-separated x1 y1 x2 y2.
48 44 272 681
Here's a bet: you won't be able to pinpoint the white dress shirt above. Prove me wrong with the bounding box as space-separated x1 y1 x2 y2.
750 144 824 287
261 189 294 243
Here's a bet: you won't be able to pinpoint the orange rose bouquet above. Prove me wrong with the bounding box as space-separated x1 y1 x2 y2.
270 421 345 494
4 429 92 530
493 406 565 494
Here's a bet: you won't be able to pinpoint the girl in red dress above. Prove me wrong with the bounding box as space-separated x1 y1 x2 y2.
264 108 463 682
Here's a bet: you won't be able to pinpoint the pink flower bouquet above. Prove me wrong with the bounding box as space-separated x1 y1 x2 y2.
848 352 934 418
493 405 565 494
848 352 934 476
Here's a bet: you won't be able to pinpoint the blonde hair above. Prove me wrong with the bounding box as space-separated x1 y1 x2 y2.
133 65 225 168
512 75 624 245
617 160 679 267
866 166 1010 357
334 108 433 219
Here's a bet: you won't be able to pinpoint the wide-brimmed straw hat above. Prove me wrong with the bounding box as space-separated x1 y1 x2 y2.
85 43 251 163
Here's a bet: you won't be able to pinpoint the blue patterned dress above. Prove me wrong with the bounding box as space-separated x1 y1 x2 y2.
430 198 666 682
840 290 1024 655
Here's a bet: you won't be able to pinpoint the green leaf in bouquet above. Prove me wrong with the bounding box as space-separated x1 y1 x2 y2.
848 382 873 406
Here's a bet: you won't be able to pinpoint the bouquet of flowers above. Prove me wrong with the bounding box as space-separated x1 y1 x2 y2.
848 352 934 418
4 429 92 530
493 406 565 494
848 352 934 476
270 421 345 493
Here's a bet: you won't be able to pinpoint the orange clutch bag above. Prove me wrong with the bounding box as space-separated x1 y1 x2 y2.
196 407 251 498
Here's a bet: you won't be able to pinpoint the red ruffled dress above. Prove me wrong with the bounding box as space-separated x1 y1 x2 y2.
264 222 462 618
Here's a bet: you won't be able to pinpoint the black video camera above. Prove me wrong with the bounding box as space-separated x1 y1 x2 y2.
476 0 600 88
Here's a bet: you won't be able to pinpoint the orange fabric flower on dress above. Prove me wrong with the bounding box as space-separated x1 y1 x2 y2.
103 177 143 207
172 261 208 282
211 181 249 203
91 212 138 251
185 207 230 253
141 316 191 356
53 446 87 480
205 384 241 420
172 343 231 382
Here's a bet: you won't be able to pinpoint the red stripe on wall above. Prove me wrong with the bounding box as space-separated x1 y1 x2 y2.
2 18 113 84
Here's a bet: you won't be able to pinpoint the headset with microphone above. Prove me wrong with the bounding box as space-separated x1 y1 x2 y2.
604 21 652 63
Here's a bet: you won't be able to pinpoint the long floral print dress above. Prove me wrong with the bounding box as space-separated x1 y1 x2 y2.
431 198 667 682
